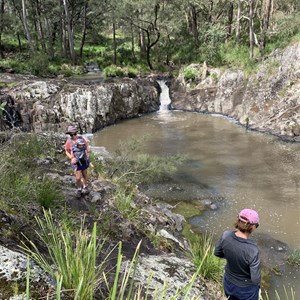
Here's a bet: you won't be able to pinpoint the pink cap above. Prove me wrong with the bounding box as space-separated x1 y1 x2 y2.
239 208 259 224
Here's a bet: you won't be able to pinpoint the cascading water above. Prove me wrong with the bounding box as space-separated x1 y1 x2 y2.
157 80 171 112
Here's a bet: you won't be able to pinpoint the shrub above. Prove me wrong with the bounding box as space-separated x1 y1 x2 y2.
219 43 259 74
127 66 139 78
113 189 139 220
28 53 49 76
105 136 186 187
103 65 125 77
34 177 63 209
182 66 199 81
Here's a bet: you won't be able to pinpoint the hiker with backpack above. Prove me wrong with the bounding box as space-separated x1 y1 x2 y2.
65 125 90 197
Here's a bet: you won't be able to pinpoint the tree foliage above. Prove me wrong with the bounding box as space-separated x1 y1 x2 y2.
0 0 299 73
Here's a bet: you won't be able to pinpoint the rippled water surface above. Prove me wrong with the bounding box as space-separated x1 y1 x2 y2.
91 106 300 296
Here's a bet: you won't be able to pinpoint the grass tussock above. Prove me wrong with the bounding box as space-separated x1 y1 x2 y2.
21 209 109 299
22 209 208 299
287 249 300 266
188 232 225 283
261 286 296 300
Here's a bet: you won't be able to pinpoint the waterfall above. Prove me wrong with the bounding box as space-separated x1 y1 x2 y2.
157 80 171 112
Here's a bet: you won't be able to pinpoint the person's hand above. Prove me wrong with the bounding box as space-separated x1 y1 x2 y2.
71 158 77 164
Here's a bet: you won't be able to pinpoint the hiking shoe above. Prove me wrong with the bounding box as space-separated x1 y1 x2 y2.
76 189 82 197
82 187 89 194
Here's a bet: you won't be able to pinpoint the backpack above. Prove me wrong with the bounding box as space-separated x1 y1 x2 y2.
71 143 88 166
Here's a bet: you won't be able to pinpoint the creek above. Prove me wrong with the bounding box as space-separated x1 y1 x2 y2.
91 81 300 297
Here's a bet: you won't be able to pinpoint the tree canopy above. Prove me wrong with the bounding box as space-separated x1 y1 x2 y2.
0 0 299 75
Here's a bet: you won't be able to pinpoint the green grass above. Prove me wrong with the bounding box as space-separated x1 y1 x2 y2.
261 286 296 300
219 43 259 74
287 249 300 266
113 189 139 220
20 209 207 299
0 134 63 210
21 209 109 299
188 232 225 283
34 177 63 209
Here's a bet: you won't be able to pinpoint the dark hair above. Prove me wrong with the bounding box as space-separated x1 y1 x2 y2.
234 219 256 234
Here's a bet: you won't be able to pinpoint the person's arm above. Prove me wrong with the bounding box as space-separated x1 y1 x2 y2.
83 138 91 158
65 140 72 159
214 233 225 258
249 252 261 285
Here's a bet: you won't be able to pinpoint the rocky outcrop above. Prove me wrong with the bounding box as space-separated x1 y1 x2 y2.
170 42 300 141
0 75 160 133
0 245 54 299
122 254 224 299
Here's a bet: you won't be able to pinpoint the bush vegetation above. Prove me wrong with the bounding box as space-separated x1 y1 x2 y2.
287 249 300 266
21 210 218 300
0 2 299 77
188 232 225 284
0 134 63 212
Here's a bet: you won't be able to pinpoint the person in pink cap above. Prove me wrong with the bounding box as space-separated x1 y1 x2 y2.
65 125 90 197
214 208 261 300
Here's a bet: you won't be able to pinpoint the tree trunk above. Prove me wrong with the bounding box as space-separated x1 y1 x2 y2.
45 16 54 59
79 2 88 58
189 4 199 47
28 0 40 50
145 4 160 70
17 33 22 52
130 22 135 59
235 0 242 43
225 2 234 43
62 0 76 65
260 0 272 55
35 0 47 53
58 0 63 57
249 0 255 59
0 0 4 58
21 0 34 52
112 21 117 64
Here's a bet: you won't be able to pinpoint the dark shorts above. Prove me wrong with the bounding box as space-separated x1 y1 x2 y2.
71 160 89 171
224 276 259 300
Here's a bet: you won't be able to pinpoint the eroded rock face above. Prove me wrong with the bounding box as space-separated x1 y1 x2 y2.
0 245 54 299
121 254 225 300
170 42 300 141
0 75 160 133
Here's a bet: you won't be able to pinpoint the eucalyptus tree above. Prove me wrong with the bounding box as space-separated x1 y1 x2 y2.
118 0 164 69
0 0 5 57
249 0 255 58
21 0 34 52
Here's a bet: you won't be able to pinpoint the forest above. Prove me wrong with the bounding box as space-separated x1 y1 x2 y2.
0 0 299 76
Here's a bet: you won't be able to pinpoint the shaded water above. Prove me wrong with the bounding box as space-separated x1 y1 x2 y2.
91 83 300 296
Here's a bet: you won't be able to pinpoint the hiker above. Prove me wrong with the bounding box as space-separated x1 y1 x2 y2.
65 125 90 197
214 208 261 300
